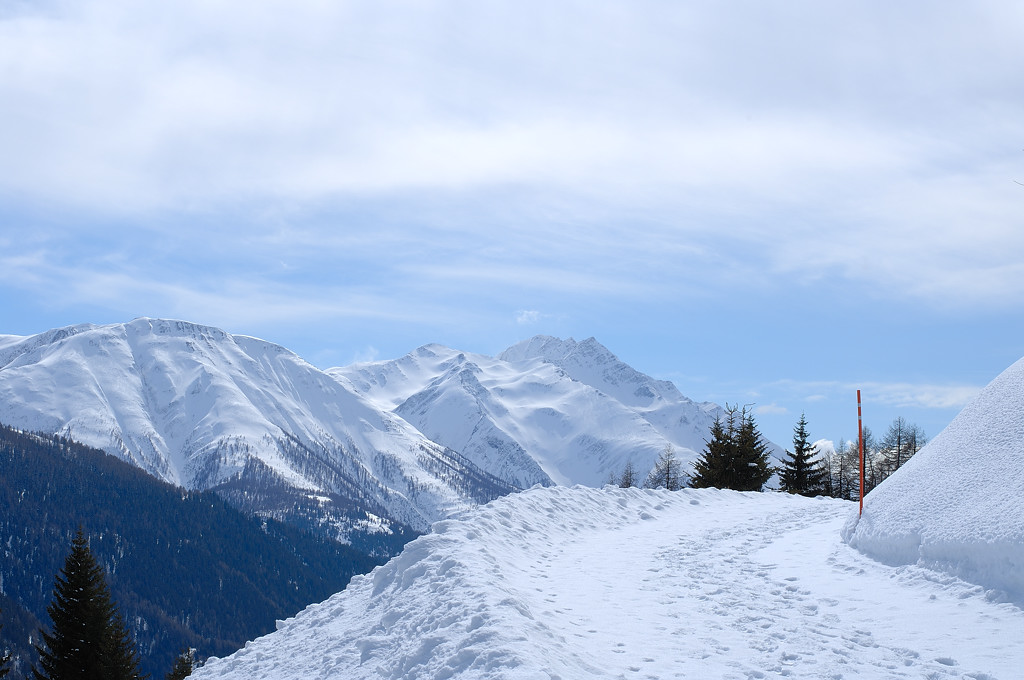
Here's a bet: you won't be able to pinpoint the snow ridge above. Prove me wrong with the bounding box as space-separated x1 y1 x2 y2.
333 336 772 488
194 485 1022 680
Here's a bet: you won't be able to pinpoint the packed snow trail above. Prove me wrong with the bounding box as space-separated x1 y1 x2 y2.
193 486 1022 680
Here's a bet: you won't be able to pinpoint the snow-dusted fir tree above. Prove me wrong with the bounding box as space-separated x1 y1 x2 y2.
778 413 827 496
731 407 774 491
691 405 773 492
644 445 684 490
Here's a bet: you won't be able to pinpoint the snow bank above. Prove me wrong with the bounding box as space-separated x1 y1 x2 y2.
844 355 1024 603
192 486 837 680
192 485 1022 679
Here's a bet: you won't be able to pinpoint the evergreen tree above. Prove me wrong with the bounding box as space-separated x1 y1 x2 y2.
643 445 684 490
691 405 773 492
732 407 774 492
165 648 198 680
618 460 638 488
778 413 827 496
105 610 146 680
691 411 737 490
33 528 146 680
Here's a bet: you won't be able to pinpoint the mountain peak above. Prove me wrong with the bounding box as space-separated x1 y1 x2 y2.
0 318 512 539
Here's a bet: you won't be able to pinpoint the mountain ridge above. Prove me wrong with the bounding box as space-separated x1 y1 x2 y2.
332 334 777 487
0 318 513 540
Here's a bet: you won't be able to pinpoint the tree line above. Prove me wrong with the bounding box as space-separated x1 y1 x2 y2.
815 416 927 499
610 406 926 499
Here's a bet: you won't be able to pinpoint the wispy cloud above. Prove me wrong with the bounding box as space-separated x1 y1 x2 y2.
759 379 982 412
516 310 542 325
755 403 789 416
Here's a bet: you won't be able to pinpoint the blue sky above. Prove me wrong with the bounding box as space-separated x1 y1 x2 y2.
1 1 1022 449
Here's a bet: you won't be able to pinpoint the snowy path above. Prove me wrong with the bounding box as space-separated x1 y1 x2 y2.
194 487 1024 680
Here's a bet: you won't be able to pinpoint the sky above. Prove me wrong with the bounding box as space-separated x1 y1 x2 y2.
1 1 1022 450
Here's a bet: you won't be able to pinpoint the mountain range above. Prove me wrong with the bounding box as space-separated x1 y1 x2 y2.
0 318 776 542
332 336 740 487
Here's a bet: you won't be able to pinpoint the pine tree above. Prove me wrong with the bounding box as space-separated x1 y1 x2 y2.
691 411 737 490
691 405 773 492
105 610 145 680
778 413 827 496
165 648 198 680
33 528 146 680
732 407 774 492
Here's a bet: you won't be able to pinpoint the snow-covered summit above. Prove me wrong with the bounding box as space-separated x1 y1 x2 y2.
844 354 1024 603
0 318 512 537
499 335 687 408
334 342 663 487
332 336 750 488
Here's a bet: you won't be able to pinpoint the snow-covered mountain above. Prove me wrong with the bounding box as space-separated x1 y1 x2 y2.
500 335 737 456
332 336 774 488
0 319 513 538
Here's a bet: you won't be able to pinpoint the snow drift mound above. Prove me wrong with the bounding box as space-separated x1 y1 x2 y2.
191 486 850 680
844 355 1024 603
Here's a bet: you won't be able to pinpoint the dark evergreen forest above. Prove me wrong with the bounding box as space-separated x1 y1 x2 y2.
0 423 413 679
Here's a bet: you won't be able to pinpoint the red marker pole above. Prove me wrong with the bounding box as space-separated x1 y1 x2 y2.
857 389 865 516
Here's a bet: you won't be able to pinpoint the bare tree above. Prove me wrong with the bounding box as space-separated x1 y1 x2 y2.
644 445 684 491
878 417 928 481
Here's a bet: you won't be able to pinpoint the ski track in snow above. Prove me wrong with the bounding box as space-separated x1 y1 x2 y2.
194 486 1021 680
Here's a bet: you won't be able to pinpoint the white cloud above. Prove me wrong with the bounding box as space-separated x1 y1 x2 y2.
859 382 982 411
0 0 1023 315
350 346 380 364
755 403 789 416
763 379 981 413
516 310 542 325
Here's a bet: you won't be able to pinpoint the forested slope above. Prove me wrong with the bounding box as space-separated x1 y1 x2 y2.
0 423 400 679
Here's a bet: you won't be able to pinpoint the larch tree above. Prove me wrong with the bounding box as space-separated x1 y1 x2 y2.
643 445 684 490
878 417 927 480
33 528 145 680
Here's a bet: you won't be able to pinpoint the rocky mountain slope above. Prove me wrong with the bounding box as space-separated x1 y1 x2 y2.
0 319 512 539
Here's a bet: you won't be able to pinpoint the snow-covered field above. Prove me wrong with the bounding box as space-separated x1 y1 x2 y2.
193 485 1023 680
